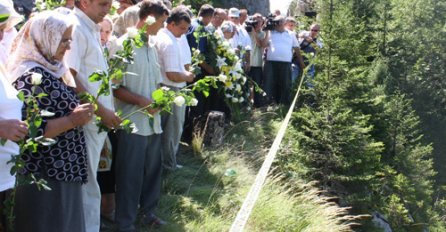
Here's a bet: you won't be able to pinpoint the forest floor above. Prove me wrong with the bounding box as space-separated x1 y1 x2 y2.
101 106 353 232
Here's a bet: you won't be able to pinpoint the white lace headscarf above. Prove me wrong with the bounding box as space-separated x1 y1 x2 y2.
7 11 73 84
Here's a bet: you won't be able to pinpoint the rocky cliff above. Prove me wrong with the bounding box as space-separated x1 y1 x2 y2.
216 0 270 16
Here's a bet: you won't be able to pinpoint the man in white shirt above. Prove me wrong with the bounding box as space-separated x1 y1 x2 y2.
157 7 194 170
65 1 120 231
228 7 251 72
113 1 170 230
264 15 305 105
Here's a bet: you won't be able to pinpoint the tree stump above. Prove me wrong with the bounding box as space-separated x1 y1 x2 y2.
202 111 225 147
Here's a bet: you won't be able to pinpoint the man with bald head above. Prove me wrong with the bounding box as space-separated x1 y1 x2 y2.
207 7 226 31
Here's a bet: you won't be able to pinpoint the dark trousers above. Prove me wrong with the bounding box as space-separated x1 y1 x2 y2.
14 178 85 232
263 61 292 105
97 132 118 194
183 91 211 143
115 131 162 232
249 66 264 107
0 190 11 232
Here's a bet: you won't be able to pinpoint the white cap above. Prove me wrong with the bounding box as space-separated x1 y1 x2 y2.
228 8 240 18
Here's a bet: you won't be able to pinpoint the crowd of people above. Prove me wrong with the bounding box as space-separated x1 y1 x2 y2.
0 0 322 231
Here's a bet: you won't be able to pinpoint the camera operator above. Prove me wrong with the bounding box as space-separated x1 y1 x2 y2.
264 15 305 105
247 13 268 107
298 23 322 86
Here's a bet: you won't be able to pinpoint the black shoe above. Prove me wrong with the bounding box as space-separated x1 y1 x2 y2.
143 213 167 228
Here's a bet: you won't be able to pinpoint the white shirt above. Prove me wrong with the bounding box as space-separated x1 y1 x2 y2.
65 8 113 130
266 30 299 62
156 28 186 88
0 71 22 191
232 25 252 51
179 34 191 66
0 28 18 67
115 34 162 136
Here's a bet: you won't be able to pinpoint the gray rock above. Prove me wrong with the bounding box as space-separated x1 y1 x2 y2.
372 212 393 232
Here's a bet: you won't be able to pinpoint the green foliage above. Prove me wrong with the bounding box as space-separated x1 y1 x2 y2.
279 0 446 230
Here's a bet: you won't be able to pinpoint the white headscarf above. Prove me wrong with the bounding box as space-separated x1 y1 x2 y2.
7 11 73 84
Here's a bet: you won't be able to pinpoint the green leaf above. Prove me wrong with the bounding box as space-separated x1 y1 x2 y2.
78 92 96 103
0 138 7 146
0 14 9 23
36 93 48 98
95 117 110 133
34 117 42 128
88 71 106 82
120 119 138 134
152 89 165 102
17 91 25 101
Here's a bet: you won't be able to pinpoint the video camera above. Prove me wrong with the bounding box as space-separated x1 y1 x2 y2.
244 16 258 33
263 14 281 31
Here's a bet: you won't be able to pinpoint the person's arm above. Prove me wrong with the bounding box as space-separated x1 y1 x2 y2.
293 47 305 70
69 69 122 129
43 103 94 138
243 50 251 73
252 30 269 48
166 71 195 83
199 63 215 75
113 87 158 115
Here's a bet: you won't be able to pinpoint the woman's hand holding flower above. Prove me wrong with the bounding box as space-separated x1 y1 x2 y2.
68 103 95 127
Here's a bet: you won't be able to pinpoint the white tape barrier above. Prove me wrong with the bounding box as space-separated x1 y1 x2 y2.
229 75 305 232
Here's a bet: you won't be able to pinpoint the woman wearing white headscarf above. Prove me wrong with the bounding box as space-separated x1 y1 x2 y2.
7 11 94 232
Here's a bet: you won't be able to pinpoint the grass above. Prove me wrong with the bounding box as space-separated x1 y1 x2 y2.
104 107 356 231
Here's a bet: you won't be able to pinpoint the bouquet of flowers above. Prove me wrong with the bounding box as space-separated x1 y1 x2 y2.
193 26 264 120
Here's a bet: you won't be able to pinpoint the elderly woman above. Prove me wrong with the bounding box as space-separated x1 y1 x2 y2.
7 11 94 232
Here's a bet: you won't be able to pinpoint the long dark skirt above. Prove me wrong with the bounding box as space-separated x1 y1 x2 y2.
13 178 85 232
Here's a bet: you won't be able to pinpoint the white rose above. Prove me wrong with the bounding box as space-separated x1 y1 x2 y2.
193 49 201 56
231 71 241 80
262 92 267 97
235 84 242 92
222 41 231 47
127 27 138 38
242 77 247 84
232 97 239 103
234 62 243 71
225 94 232 98
31 73 43 85
145 16 156 26
112 1 120 9
173 96 185 106
217 74 227 83
190 98 198 106
239 97 244 102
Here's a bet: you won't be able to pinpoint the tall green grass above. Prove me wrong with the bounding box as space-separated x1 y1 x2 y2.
133 108 356 232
